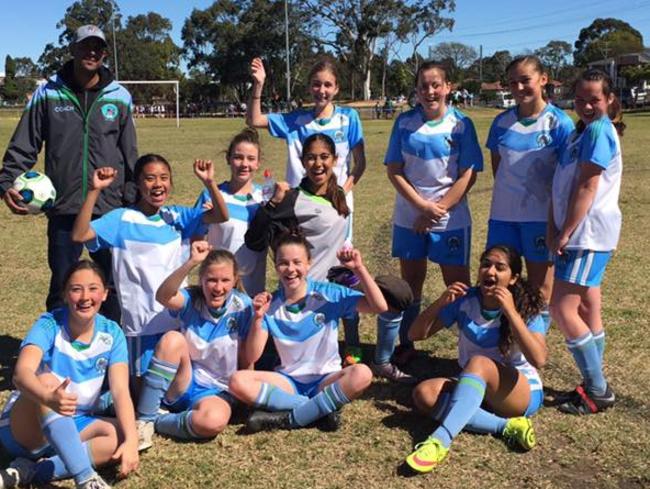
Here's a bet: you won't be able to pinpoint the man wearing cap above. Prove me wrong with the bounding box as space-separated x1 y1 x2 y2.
0 25 137 320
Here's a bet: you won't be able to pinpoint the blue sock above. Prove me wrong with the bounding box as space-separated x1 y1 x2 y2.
155 411 201 440
465 408 508 435
431 373 486 448
430 392 451 422
32 441 94 484
290 382 350 427
566 332 607 396
374 311 402 364
255 383 308 411
593 330 606 363
343 313 360 348
137 356 178 421
399 300 421 348
541 305 551 333
40 412 95 485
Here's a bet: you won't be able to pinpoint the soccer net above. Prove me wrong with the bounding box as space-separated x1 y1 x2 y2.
119 80 180 128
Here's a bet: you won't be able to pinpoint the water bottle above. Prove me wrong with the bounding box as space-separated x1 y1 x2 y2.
262 169 275 203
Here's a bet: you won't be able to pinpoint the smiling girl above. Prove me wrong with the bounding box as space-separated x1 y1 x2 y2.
548 69 624 415
404 245 547 474
0 261 137 489
72 155 228 387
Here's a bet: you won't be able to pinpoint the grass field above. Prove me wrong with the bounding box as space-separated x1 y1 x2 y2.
1 109 649 488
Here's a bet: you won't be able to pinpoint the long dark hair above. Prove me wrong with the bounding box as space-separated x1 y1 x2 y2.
574 69 626 136
506 55 548 101
133 153 173 203
480 245 544 356
308 58 339 86
187 249 243 306
415 61 449 85
300 133 349 217
61 260 107 298
272 229 312 263
226 127 261 162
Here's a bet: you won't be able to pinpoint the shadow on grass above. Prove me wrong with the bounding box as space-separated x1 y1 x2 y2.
0 335 21 392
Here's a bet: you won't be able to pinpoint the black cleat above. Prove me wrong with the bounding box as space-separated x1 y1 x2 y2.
315 411 342 432
245 410 293 433
557 384 616 415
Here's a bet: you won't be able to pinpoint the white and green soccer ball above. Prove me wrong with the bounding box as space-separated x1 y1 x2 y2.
13 171 57 214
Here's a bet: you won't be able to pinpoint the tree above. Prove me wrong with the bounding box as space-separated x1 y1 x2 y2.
534 40 571 80
429 42 477 81
573 18 643 66
467 50 512 84
1 56 20 103
304 0 455 100
13 57 39 78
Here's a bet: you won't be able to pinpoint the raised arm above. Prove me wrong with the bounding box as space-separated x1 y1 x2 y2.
246 58 269 128
337 248 388 314
408 282 468 341
240 292 271 366
193 159 228 224
72 167 117 243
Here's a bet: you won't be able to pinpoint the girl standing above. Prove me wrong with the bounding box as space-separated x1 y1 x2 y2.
548 69 624 415
381 62 483 380
0 261 138 489
486 56 574 330
404 246 547 473
135 241 253 441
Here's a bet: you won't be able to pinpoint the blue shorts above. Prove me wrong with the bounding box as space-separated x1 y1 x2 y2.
0 410 98 459
127 333 165 377
392 225 470 266
524 389 544 417
278 372 329 398
554 249 612 287
163 375 234 412
486 220 550 263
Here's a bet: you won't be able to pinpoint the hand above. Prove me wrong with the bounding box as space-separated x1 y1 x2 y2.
2 188 28 215
439 282 469 305
490 286 516 314
252 291 272 319
112 439 139 479
270 181 290 205
190 240 212 264
250 57 266 86
92 167 117 191
202 200 214 211
413 214 435 234
193 159 215 185
337 247 364 272
342 180 354 194
551 233 570 256
422 200 447 221
45 378 77 416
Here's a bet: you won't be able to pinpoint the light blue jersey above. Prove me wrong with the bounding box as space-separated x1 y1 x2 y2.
268 106 363 209
552 116 622 251
195 182 266 295
171 288 253 391
384 106 483 231
263 280 363 382
87 206 206 336
20 308 128 413
439 288 545 392
487 104 574 222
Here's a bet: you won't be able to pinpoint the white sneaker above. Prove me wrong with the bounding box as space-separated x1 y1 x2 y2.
0 458 36 488
76 473 112 489
136 419 155 451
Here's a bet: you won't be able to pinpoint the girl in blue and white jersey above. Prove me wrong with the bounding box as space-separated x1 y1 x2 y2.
72 154 228 384
404 245 547 474
228 232 387 433
0 261 138 489
195 128 267 296
380 61 483 380
486 55 574 330
548 69 624 415
135 241 253 441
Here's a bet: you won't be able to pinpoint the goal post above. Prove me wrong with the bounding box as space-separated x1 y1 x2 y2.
119 80 180 128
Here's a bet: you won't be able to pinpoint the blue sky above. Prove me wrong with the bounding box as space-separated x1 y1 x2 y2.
1 0 649 75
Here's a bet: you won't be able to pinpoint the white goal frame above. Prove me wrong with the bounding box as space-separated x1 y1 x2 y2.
119 80 180 128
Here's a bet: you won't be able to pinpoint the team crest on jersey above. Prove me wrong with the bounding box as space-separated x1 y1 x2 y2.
534 235 546 250
447 236 461 252
546 113 557 127
537 132 552 148
313 312 326 327
97 333 113 348
227 317 238 331
333 130 345 143
95 356 109 373
232 295 243 310
101 103 119 121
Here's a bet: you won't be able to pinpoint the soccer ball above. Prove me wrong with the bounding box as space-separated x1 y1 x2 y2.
12 171 57 214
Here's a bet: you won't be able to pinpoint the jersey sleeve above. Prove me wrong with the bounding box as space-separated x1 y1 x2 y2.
439 297 463 329
21 313 57 352
457 117 484 171
108 322 128 366
485 117 502 151
331 283 364 318
267 112 291 139
174 206 208 239
553 111 575 152
87 209 124 252
236 300 254 341
383 117 404 165
193 188 210 209
579 119 616 170
169 288 193 320
526 314 546 335
347 109 364 148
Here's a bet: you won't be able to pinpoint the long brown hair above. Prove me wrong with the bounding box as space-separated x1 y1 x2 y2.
506 55 548 101
574 69 626 136
187 249 243 305
226 127 261 162
308 58 339 86
300 133 349 217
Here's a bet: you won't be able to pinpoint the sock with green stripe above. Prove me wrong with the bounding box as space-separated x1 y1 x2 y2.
255 383 309 411
155 410 202 440
290 382 350 427
137 356 178 421
431 373 486 448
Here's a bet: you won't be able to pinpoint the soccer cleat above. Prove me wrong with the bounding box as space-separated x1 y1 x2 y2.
0 458 36 488
502 417 536 451
136 419 155 451
76 473 112 489
405 437 449 474
557 384 616 415
245 410 293 433
343 346 363 366
315 410 342 432
370 361 417 384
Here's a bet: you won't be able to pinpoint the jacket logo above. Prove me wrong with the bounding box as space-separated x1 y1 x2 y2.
54 105 75 113
101 103 119 121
